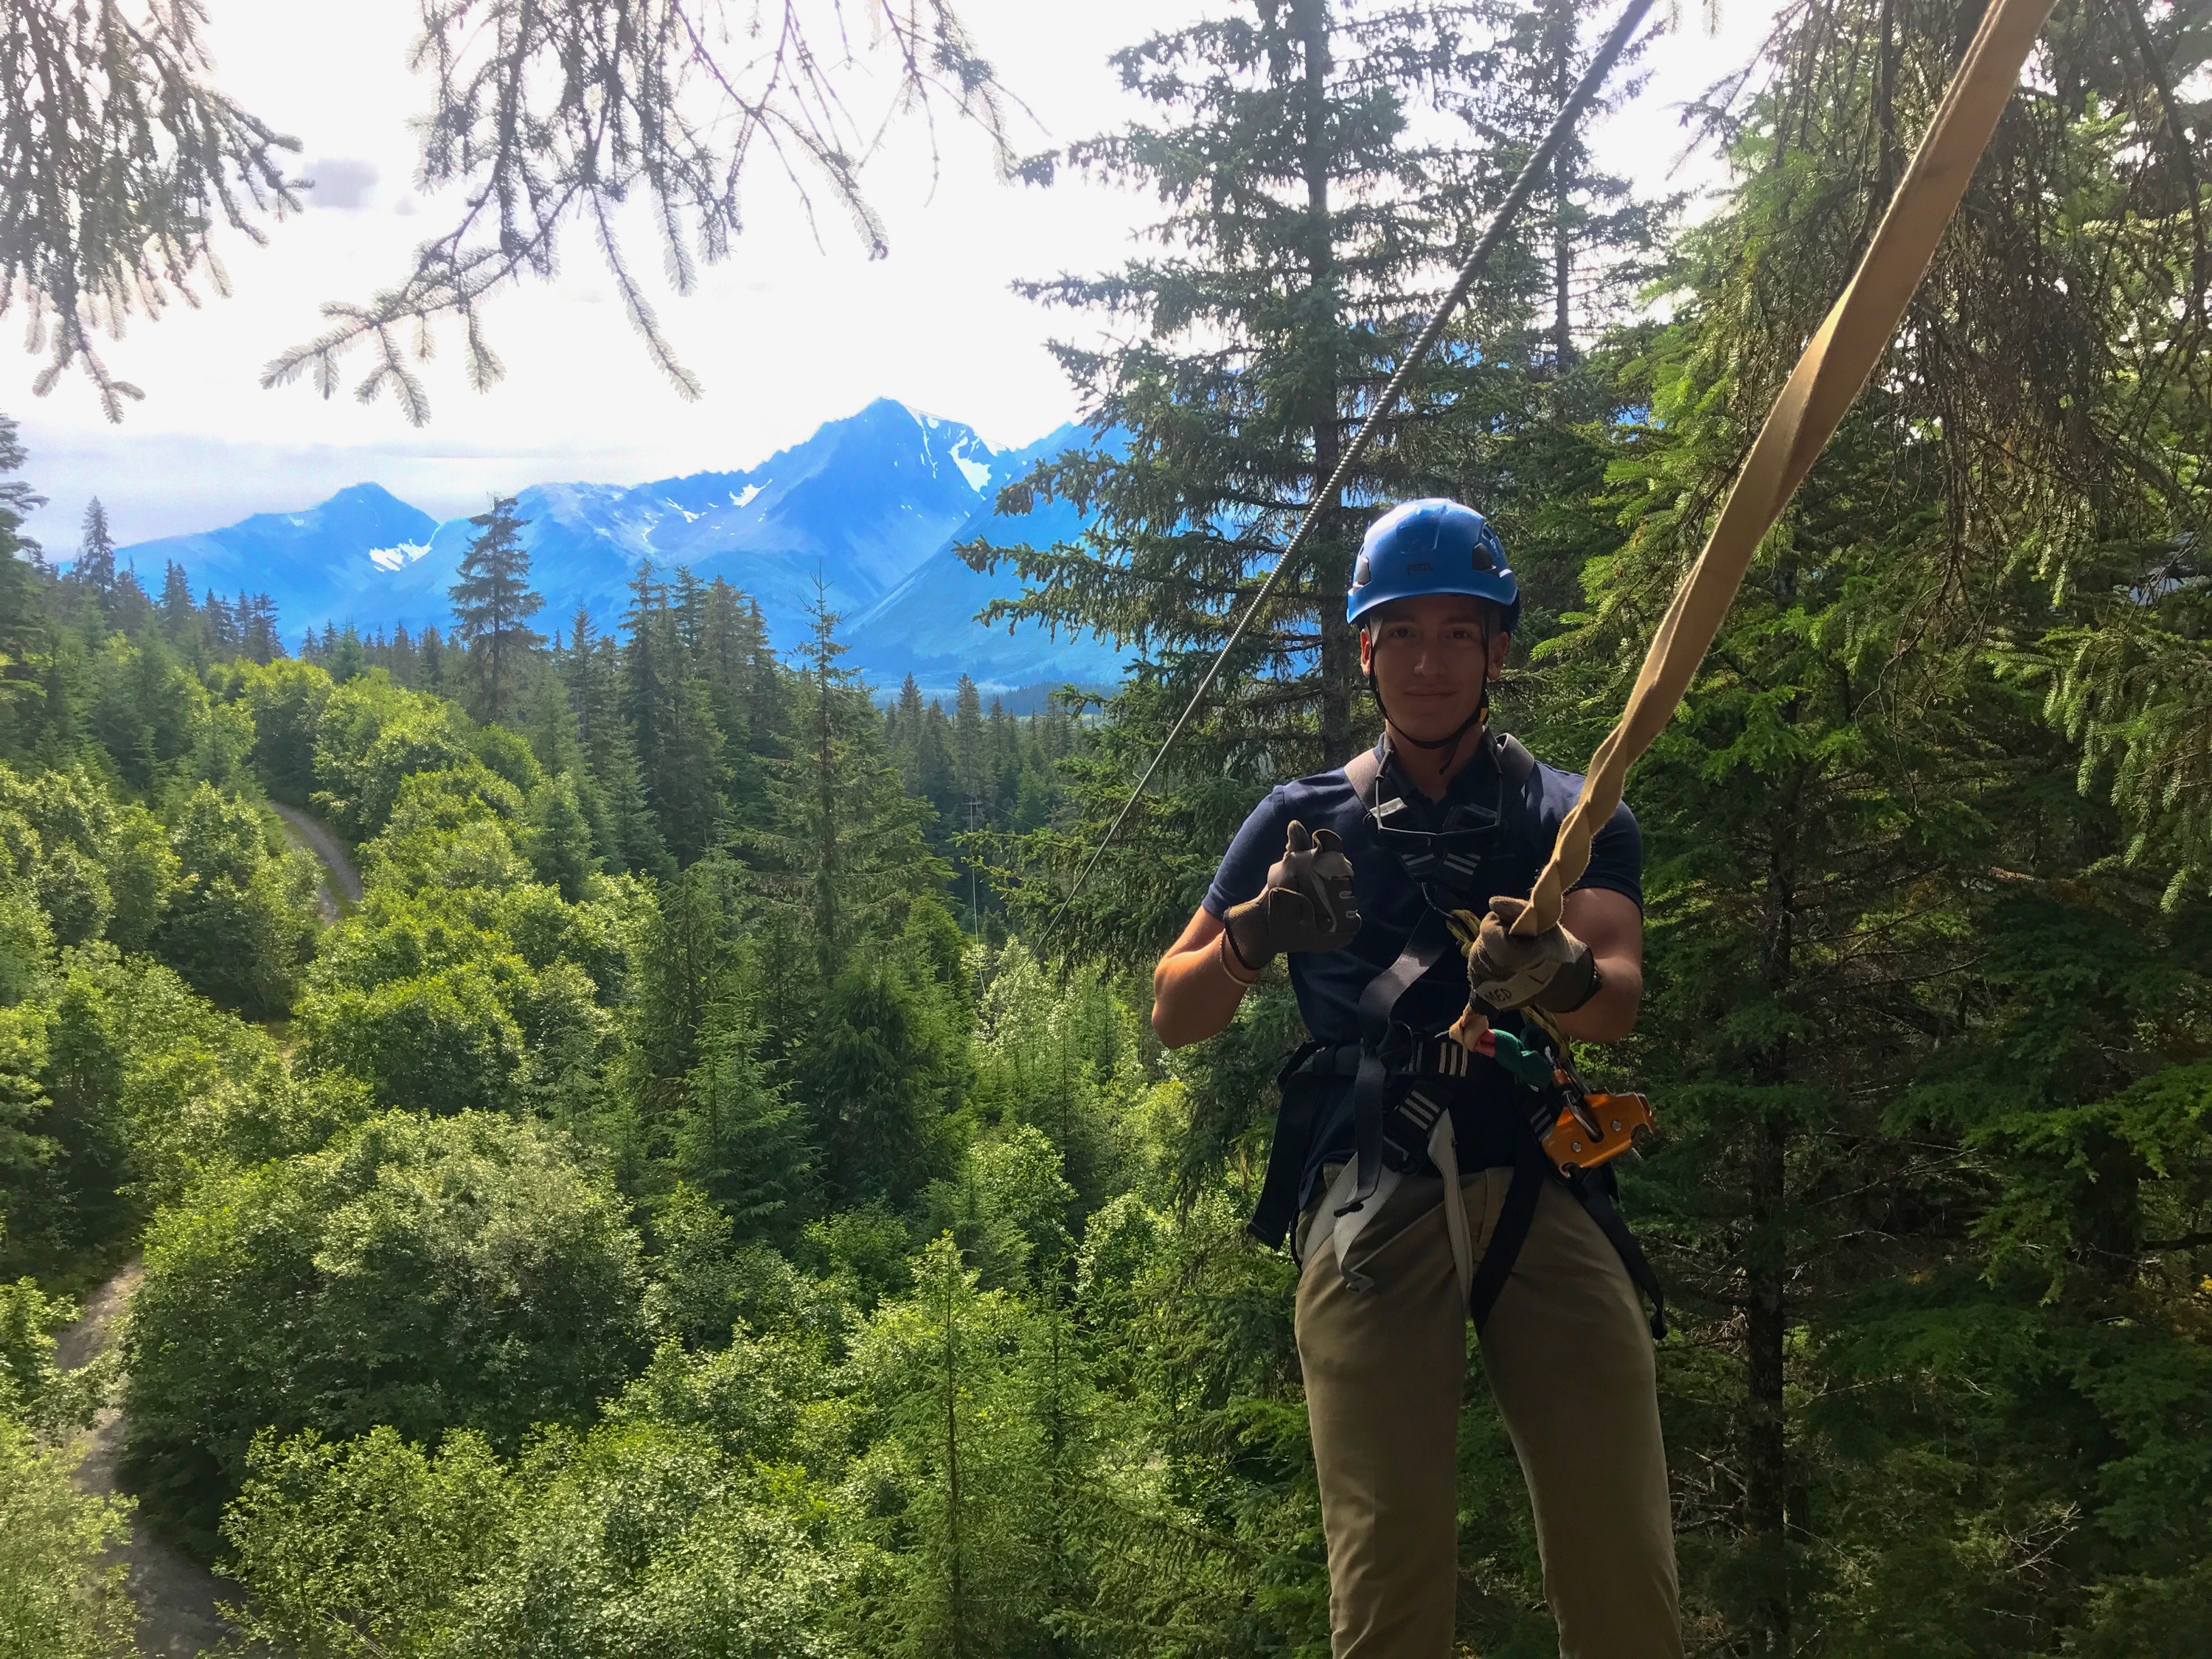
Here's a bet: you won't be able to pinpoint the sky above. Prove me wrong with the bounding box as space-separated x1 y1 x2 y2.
12 0 1792 553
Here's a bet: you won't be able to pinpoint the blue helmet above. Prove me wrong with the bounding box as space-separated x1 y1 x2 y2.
1346 498 1519 633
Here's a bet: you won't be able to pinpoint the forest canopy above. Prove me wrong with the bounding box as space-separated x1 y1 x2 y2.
4 1 2212 1656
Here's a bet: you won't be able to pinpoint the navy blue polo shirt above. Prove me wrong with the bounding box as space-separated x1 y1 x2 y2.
1202 734 1643 1200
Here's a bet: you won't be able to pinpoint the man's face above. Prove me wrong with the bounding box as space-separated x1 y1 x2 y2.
1358 594 1509 742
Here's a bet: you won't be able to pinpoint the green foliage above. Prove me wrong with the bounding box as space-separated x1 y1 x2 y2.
751 599 943 974
923 1124 1075 1290
222 1419 846 1659
311 672 477 841
122 1110 647 1548
236 657 334 803
0 1007 52 1261
220 1425 515 1659
522 771 598 900
792 961 963 1214
0 948 351 1273
0 1275 86 1426
0 1416 135 1659
302 965 525 1116
153 782 319 1018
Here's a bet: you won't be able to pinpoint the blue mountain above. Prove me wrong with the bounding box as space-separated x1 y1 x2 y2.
124 483 440 625
116 400 1126 695
844 423 1124 689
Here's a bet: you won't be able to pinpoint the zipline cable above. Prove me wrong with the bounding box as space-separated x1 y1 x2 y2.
1037 0 1660 950
1512 0 2057 936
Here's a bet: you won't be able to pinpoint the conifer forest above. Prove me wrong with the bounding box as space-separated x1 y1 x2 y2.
5 0 2212 1655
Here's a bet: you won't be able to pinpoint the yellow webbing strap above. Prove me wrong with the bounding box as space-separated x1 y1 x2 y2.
1514 0 2057 936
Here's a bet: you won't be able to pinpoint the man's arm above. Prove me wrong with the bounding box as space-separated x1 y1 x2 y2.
1152 905 1259 1048
1549 886 1643 1043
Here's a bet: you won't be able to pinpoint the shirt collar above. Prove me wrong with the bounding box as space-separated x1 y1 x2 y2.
1374 724 1503 815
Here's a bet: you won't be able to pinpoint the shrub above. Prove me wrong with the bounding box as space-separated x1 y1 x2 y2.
0 1417 134 1659
121 1110 646 1548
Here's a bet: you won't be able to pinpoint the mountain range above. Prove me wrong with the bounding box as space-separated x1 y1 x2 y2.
117 399 1122 698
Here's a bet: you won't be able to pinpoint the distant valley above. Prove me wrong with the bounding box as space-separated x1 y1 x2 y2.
118 398 1123 698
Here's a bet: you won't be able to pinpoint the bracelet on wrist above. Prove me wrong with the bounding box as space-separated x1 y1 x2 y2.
1219 928 1262 984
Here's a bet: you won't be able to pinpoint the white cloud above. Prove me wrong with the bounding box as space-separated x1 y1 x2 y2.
304 156 379 210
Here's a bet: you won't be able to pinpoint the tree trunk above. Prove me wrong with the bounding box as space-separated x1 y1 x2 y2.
1549 0 1577 371
1291 0 1357 766
944 1265 965 1658
1744 1107 1790 1658
1744 799 1799 1655
1553 152 1575 369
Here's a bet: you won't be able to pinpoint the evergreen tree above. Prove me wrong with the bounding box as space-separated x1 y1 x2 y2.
691 576 773 824
156 560 198 655
890 674 928 793
619 565 722 866
755 594 945 980
449 496 546 726
417 625 451 695
107 567 155 638
521 772 599 901
951 674 984 804
1518 5 2212 1646
234 594 281 664
71 498 115 618
327 626 365 684
198 591 233 656
978 0 1662 953
0 416 49 760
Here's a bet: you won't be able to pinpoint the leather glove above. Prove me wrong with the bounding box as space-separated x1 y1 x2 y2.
1222 821 1362 970
1452 894 1599 1015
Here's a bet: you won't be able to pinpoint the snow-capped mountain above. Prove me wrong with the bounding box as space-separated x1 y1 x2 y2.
842 424 1112 688
117 400 1125 695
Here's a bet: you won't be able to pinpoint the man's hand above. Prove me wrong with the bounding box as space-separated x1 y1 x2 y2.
1453 894 1598 1015
1221 821 1362 972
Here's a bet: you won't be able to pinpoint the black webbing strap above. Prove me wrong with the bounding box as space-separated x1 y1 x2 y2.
1341 910 1454 1215
1467 1139 1550 1332
1466 1147 1669 1340
1249 1040 1329 1248
1568 1169 1669 1340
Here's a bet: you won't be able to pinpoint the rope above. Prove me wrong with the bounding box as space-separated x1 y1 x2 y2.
1036 0 1660 951
1513 0 2058 936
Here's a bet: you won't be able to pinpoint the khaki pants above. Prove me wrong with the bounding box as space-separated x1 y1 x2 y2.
1296 1166 1682 1658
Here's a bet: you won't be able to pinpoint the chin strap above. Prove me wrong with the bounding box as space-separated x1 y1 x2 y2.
1363 615 1498 771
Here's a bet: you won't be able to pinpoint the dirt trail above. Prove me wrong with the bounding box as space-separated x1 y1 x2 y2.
59 1259 243 1657
272 802 362 925
44 806 355 1652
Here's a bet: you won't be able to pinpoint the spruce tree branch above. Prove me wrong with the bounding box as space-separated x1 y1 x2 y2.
265 0 1013 422
0 0 300 417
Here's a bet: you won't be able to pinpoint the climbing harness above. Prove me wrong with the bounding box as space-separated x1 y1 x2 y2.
1248 729 1671 1338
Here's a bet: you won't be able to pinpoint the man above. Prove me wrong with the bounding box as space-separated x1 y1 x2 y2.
1150 499 1681 1658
